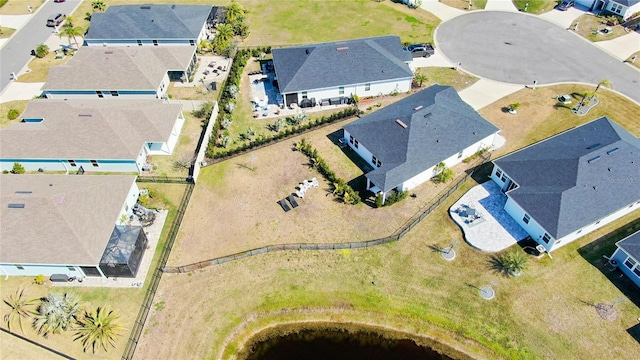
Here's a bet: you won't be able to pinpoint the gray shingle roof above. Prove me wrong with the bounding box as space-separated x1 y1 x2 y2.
1 99 182 160
494 117 640 239
1 174 136 265
272 35 414 94
85 4 213 41
613 0 640 7
343 85 499 192
617 231 640 263
43 46 195 91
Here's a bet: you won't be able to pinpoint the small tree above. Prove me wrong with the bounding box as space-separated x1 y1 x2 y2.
434 162 454 183
507 102 520 114
3 287 38 334
414 71 427 87
35 44 49 58
60 25 84 47
499 250 528 276
11 162 25 174
74 307 125 353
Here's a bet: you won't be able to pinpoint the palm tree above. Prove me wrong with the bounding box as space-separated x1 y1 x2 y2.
35 44 49 58
499 250 528 276
3 287 37 334
59 26 84 47
435 162 455 183
92 0 107 12
215 23 234 43
226 0 245 23
33 292 81 337
63 15 75 28
74 307 125 353
593 79 612 97
414 71 427 87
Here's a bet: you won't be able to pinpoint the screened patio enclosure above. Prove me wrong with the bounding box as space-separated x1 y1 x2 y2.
99 225 148 278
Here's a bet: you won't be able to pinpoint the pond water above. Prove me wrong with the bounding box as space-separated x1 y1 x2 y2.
242 326 456 360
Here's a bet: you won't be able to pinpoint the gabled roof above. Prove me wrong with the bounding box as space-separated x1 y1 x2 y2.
85 4 214 41
272 35 414 94
343 85 499 192
43 46 195 91
0 174 136 265
1 99 183 160
494 117 640 239
617 231 640 263
610 0 640 7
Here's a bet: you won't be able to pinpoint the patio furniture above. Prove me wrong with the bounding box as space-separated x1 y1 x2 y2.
208 61 216 68
278 199 291 212
287 194 299 208
295 190 305 198
467 208 477 217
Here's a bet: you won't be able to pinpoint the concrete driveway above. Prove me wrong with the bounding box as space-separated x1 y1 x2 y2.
436 11 640 103
0 0 82 93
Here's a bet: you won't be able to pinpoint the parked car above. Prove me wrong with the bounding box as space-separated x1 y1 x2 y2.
403 43 435 58
556 0 575 11
46 13 66 27
53 0 66 3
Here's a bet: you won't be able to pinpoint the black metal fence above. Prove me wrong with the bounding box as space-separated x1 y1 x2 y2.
164 154 490 274
121 183 195 360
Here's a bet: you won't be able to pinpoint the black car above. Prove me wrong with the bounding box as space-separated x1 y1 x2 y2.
403 43 435 58
556 0 575 11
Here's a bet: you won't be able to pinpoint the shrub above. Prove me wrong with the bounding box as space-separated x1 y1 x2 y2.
499 251 528 276
381 190 408 207
7 108 19 120
11 162 25 174
34 275 46 285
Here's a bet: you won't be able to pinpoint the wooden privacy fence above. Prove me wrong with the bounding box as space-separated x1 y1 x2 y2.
164 154 490 274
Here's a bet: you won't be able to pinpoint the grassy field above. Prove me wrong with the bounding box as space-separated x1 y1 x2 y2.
0 0 43 15
0 26 15 38
130 85 640 359
514 0 557 13
0 183 186 359
441 0 487 10
627 51 640 69
571 14 629 42
0 100 28 128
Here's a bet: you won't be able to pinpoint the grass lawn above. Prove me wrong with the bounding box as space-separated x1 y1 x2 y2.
0 26 15 38
414 67 479 91
441 0 487 10
17 51 70 83
571 14 629 42
0 100 28 128
514 0 557 13
625 51 639 69
0 183 185 359
0 0 43 15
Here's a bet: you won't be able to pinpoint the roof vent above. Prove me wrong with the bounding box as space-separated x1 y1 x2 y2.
141 6 151 9
15 191 32 194
586 143 601 150
587 156 601 164
414 105 423 111
105 51 113 55
395 119 408 129
305 49 310 55
7 203 25 209
423 112 432 118
336 47 349 51
78 113 93 117
607 147 619 155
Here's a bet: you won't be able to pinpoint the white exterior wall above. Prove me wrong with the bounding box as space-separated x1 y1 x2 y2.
116 180 140 225
0 264 86 278
626 3 640 18
147 113 185 156
296 78 413 103
611 248 640 288
503 197 551 248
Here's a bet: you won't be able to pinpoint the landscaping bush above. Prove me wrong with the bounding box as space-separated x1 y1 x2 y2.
11 162 25 174
7 108 19 120
380 190 408 207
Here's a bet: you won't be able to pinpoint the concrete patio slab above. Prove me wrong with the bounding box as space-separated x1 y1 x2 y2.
450 181 528 252
484 0 518 12
458 78 523 110
420 0 465 21
592 31 640 61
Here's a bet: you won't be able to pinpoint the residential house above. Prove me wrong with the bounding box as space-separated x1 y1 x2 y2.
576 0 640 19
42 46 197 99
272 35 414 107
343 85 501 203
0 175 147 279
610 231 640 287
491 117 640 252
0 99 185 174
84 4 224 47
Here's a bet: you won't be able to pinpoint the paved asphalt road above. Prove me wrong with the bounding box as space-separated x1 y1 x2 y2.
436 11 640 103
0 0 82 93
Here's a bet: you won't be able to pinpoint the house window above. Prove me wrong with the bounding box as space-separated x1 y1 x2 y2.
110 91 118 97
349 135 354 144
365 83 371 91
634 267 640 277
67 266 75 271
90 160 99 167
137 40 143 46
541 233 551 244
96 91 104 98
189 40 195 46
153 40 159 46
377 160 381 167
301 91 308 99
522 214 530 224
495 169 503 179
611 3 622 13
68 160 77 167
354 139 359 148
372 156 377 165
339 86 344 95
625 256 636 269
457 150 464 159
15 265 24 270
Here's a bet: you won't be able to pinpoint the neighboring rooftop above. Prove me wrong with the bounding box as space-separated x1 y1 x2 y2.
1 99 183 160
343 85 500 192
494 117 640 239
43 46 195 91
85 4 217 41
272 35 414 94
0 174 136 265
617 231 640 262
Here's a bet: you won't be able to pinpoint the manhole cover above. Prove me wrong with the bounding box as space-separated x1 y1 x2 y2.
441 248 456 261
479 286 495 300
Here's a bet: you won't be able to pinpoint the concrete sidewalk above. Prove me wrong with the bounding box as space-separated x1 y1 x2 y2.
419 0 465 21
